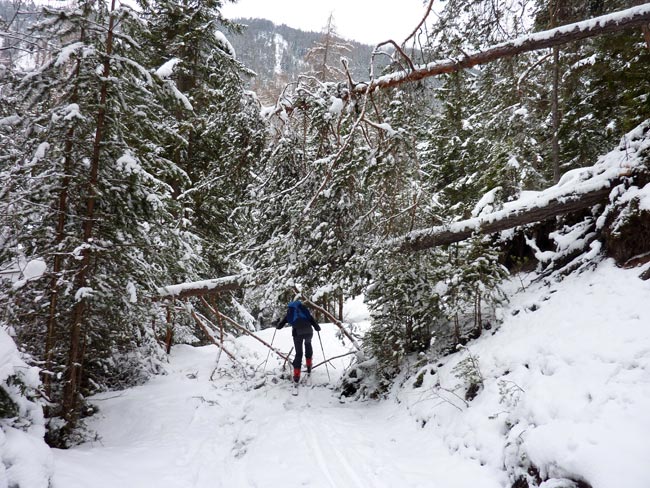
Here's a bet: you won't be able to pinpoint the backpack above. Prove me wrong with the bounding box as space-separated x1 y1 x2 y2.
287 301 309 325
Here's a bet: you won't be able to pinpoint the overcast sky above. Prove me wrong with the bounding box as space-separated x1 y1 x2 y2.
221 0 430 45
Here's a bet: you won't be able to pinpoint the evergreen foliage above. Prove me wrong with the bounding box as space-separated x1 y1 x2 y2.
0 0 264 444
1 0 648 436
144 0 265 275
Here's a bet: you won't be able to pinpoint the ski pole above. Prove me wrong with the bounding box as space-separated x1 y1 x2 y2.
263 328 277 373
317 330 331 382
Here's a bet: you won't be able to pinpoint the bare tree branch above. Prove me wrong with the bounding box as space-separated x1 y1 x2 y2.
401 0 436 48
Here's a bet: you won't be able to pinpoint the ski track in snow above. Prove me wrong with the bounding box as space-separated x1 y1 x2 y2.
52 326 501 488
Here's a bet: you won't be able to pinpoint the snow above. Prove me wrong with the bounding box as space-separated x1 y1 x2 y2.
472 186 501 217
0 327 53 488
51 303 502 488
21 259 46 281
158 275 245 298
11 259 47 290
215 30 236 58
1 259 647 487
74 287 94 301
375 122 396 137
403 260 650 488
507 155 520 169
30 142 50 165
0 115 20 127
115 152 142 175
616 182 650 211
328 96 344 116
126 281 137 304
62 104 83 121
168 82 193 111
273 33 287 75
54 42 84 67
155 58 181 79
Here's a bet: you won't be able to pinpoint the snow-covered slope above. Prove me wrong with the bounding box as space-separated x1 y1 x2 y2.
51 303 503 488
403 259 650 488
0 327 52 488
7 258 645 488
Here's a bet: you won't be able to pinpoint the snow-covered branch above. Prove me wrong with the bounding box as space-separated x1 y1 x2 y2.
388 121 650 253
354 4 650 94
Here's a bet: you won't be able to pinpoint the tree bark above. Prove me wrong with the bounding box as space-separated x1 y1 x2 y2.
44 28 85 399
551 45 561 184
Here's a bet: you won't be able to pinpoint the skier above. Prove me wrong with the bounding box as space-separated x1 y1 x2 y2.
276 300 321 384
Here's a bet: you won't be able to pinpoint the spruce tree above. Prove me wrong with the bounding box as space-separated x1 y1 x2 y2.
0 0 205 443
143 0 266 276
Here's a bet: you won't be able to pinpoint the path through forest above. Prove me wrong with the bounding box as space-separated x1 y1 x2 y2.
52 328 503 488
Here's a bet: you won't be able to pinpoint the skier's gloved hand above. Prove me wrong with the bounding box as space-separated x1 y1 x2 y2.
314 324 321 331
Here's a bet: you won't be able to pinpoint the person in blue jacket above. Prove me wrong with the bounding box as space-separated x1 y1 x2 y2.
276 300 321 383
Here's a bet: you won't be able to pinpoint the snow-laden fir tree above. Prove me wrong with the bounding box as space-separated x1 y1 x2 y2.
143 0 265 277
533 0 650 179
0 0 206 444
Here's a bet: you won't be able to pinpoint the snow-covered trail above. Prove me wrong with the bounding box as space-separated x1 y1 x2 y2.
47 261 650 488
52 328 502 488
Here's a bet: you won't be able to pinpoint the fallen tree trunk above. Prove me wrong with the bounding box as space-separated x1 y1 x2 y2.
391 186 613 253
157 275 247 300
389 119 649 253
355 5 650 94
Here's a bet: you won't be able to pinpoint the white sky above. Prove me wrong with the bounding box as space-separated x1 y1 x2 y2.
221 0 431 45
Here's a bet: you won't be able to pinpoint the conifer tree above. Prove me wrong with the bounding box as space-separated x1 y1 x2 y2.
533 0 650 178
0 0 205 443
305 14 351 82
144 0 265 276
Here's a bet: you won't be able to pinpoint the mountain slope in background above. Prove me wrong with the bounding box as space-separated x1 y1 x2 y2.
228 18 388 102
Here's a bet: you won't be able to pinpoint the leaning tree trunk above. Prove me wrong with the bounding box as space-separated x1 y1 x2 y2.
44 26 87 403
351 5 650 94
62 0 117 430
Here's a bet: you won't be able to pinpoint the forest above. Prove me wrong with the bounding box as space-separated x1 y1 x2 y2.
1 1 650 486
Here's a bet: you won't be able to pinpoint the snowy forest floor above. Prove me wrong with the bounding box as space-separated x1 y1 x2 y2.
51 259 650 488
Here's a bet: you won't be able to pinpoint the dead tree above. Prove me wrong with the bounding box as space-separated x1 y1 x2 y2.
391 186 614 253
353 5 650 94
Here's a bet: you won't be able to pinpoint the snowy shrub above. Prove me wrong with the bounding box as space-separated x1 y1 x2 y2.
0 326 52 488
452 346 484 402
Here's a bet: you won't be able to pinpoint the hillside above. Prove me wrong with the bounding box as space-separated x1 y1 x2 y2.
228 18 389 102
4 259 647 487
